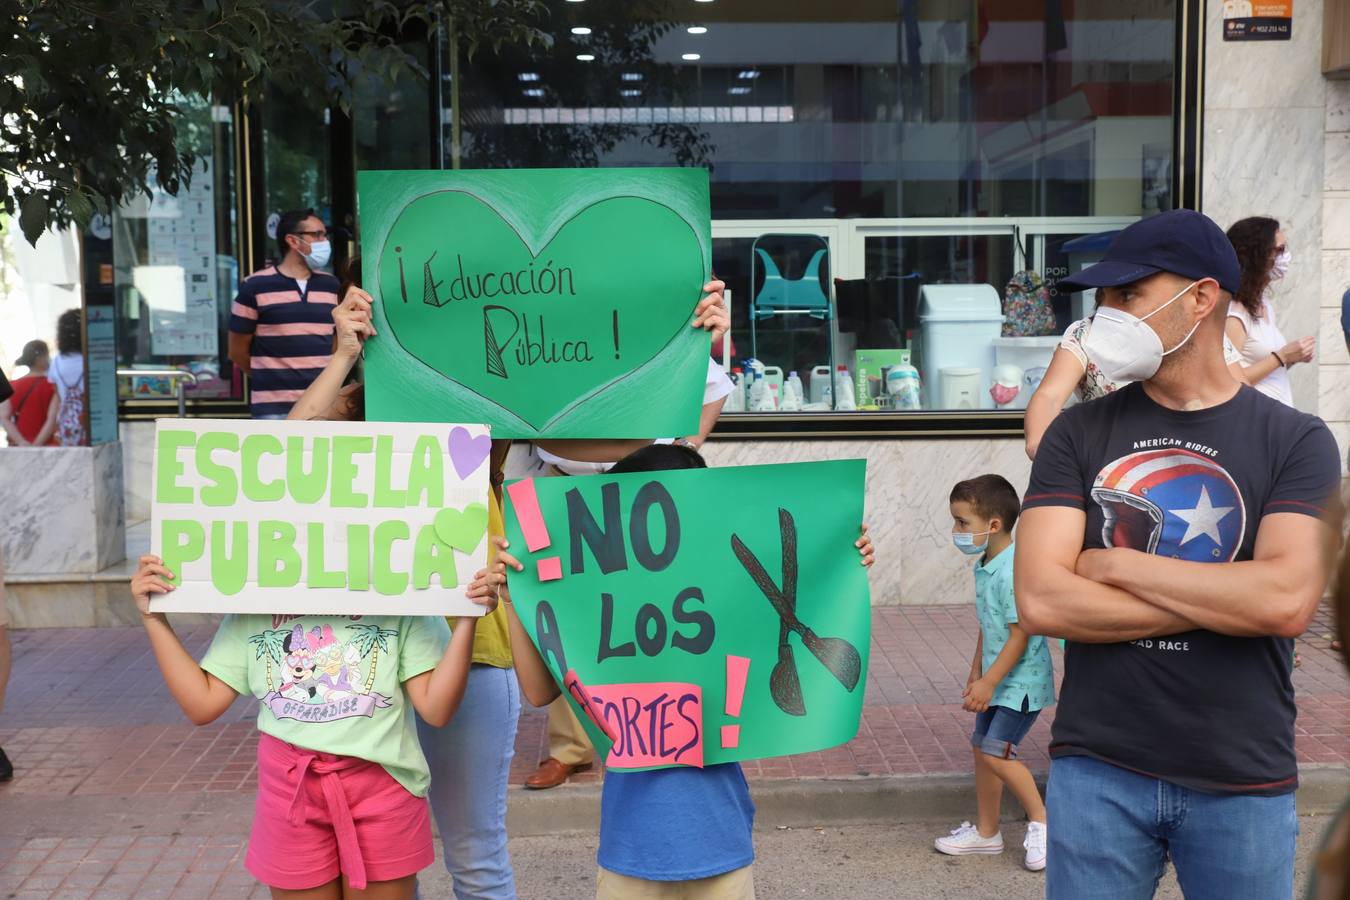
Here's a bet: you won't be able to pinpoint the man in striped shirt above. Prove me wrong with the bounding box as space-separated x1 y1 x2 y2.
228 209 341 418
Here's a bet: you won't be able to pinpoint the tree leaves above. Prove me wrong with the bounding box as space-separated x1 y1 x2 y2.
0 0 550 245
18 192 47 247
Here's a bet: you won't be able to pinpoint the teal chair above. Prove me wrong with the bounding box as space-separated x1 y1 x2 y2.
748 235 835 395
752 247 831 319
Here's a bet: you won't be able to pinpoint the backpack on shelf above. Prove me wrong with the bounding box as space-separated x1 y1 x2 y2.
1001 270 1057 337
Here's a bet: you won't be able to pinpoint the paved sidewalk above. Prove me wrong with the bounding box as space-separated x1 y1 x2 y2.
0 606 1346 898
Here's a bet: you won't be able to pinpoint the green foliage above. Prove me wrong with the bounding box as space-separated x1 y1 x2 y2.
0 0 551 245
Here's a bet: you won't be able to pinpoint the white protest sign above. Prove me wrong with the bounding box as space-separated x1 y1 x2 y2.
150 418 493 616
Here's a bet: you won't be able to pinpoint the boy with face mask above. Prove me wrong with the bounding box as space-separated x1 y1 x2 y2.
935 474 1054 872
1017 209 1341 900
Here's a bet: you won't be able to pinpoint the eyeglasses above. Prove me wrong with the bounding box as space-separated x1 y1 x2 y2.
292 229 329 240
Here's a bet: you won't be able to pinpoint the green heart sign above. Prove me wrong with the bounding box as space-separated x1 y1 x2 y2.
359 169 712 438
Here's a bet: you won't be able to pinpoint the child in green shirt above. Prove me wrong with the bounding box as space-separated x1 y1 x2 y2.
130 556 481 898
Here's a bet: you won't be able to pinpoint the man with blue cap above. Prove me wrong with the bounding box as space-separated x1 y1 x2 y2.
1015 209 1341 899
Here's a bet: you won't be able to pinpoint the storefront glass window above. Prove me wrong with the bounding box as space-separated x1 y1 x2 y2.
112 95 241 403
354 40 433 173
444 0 1178 416
262 88 332 266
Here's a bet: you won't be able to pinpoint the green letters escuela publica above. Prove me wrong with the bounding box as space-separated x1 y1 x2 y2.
154 428 443 510
154 428 461 595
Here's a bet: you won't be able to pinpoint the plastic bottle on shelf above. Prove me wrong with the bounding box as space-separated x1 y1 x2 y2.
780 371 804 411
725 367 745 412
748 372 774 412
834 364 856 411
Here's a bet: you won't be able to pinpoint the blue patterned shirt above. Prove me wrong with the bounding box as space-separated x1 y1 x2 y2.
974 544 1055 712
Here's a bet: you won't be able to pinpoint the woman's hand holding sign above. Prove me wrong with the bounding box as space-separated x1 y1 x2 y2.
466 537 523 614
333 287 377 360
693 279 729 344
856 523 875 568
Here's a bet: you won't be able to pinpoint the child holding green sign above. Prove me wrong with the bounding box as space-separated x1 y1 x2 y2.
130 557 484 899
469 443 875 900
288 265 525 900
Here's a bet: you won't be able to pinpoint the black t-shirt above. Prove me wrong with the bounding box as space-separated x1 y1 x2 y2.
1025 382 1340 795
0 369 11 404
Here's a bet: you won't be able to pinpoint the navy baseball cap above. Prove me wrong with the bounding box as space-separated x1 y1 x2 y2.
1057 209 1241 296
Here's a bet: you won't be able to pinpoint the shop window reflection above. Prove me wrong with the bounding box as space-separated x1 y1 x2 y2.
113 96 240 404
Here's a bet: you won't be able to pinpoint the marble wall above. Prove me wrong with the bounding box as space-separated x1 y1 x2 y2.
1321 78 1350 461
120 420 155 524
1 443 125 575
1203 0 1332 431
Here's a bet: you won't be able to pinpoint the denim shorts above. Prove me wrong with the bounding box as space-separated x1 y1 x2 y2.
971 698 1039 759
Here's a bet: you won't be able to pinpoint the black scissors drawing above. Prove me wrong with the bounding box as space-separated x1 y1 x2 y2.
731 508 862 717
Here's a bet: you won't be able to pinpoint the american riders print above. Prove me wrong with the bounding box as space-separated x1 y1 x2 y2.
1090 449 1247 562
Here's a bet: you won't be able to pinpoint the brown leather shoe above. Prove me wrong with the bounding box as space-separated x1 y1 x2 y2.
524 757 591 790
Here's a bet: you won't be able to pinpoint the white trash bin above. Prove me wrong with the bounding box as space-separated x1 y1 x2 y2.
917 284 1004 410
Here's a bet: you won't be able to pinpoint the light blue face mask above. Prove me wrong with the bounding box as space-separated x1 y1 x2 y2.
952 531 990 555
302 239 332 270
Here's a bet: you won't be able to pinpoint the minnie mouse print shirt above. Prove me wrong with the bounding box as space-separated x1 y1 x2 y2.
201 614 450 795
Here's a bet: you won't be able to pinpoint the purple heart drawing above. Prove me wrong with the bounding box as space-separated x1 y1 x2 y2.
448 427 492 481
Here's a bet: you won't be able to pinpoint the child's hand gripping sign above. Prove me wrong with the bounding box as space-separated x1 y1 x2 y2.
503 460 871 770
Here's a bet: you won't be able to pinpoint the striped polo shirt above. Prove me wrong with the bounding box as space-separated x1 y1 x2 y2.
229 266 340 418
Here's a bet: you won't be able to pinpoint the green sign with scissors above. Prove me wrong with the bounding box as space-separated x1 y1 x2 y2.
502 460 871 769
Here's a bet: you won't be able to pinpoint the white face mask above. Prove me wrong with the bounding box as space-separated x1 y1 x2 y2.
1270 250 1290 281
1082 281 1201 383
302 239 332 270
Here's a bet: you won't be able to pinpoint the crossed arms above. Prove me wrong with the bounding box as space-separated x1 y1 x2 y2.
1015 505 1335 642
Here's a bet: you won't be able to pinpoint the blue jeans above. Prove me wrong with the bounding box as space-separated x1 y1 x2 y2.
971 699 1039 759
1046 755 1297 900
416 664 521 900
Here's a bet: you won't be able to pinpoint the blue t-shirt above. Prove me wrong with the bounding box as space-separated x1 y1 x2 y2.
598 763 755 881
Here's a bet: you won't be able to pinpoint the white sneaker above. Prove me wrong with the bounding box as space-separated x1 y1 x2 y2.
934 821 1004 856
1023 821 1047 871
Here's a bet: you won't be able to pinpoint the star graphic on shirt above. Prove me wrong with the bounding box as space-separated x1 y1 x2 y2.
1170 486 1235 546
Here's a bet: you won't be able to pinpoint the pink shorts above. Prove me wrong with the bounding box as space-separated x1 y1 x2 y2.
245 733 434 891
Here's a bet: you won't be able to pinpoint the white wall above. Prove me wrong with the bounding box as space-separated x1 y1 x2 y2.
1321 80 1350 466
1202 0 1328 420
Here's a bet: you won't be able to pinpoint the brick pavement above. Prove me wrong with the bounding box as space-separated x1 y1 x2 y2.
0 606 1346 897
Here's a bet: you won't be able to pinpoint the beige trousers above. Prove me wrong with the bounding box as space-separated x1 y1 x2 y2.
547 694 595 765
596 865 755 900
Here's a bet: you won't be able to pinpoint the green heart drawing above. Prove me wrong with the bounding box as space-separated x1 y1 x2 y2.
375 190 703 431
434 503 489 554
